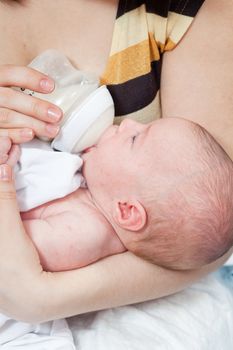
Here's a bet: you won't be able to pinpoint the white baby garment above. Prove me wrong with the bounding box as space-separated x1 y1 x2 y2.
15 139 84 212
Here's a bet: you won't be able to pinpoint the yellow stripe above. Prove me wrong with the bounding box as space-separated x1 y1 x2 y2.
148 32 161 61
102 36 160 85
102 7 193 84
102 40 150 85
164 38 176 51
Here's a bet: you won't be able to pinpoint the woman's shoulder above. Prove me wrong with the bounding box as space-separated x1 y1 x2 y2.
114 1 206 52
146 0 206 52
102 1 207 123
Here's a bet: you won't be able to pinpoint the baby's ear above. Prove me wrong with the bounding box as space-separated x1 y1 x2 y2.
113 200 147 232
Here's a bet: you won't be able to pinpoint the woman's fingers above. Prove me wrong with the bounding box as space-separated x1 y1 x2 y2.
0 65 55 92
0 128 34 144
0 108 60 139
0 87 62 123
0 65 63 143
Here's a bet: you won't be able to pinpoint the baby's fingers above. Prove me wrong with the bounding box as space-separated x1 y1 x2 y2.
0 137 20 166
0 136 11 153
0 136 11 164
7 144 21 167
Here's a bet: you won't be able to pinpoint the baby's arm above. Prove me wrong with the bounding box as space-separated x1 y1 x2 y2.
22 201 125 272
23 218 56 270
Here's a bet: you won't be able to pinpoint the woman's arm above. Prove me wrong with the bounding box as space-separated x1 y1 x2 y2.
161 0 233 157
40 250 231 323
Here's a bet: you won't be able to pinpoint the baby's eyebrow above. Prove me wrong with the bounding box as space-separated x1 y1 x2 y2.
141 124 152 144
133 124 151 150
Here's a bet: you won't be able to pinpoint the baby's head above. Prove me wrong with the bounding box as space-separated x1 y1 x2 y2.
82 117 233 270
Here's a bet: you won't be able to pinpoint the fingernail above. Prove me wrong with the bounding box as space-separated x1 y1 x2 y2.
45 124 60 136
0 164 12 181
20 128 34 139
40 78 54 92
47 108 62 122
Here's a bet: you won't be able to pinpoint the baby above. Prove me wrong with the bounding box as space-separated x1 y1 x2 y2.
8 117 233 271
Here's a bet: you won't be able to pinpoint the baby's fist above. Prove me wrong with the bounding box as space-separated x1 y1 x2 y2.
0 137 20 167
0 137 12 164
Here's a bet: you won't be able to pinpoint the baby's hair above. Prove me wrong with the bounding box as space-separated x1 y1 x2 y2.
129 121 233 270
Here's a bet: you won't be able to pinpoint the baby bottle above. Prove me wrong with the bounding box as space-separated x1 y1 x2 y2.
15 49 114 153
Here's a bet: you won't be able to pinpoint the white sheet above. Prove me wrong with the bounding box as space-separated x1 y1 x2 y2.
68 268 233 350
0 267 232 349
225 253 233 266
0 317 75 349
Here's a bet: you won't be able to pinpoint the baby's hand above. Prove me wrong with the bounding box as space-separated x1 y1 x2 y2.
0 136 20 167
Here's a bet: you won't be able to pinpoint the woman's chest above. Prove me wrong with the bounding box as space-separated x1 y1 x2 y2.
0 0 118 76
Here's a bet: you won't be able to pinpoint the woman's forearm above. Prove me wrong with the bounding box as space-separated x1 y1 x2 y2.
38 250 231 323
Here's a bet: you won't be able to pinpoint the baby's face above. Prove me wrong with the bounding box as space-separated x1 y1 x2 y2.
82 117 197 206
82 118 163 200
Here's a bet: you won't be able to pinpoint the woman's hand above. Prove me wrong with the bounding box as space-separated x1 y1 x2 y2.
0 64 62 144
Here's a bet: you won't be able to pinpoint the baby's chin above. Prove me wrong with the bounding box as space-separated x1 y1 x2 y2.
80 156 92 184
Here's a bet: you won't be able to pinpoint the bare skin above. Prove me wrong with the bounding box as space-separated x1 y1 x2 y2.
161 0 233 159
0 0 118 75
22 188 125 272
0 0 232 323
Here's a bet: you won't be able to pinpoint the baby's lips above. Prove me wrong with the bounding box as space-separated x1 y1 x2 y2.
83 145 95 154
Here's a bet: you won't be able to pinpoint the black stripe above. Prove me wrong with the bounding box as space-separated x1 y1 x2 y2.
170 0 205 17
117 0 205 19
107 61 160 116
117 0 171 19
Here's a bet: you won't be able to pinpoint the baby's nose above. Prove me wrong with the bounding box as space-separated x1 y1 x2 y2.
119 118 139 132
